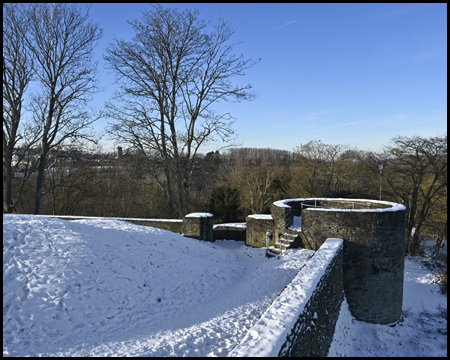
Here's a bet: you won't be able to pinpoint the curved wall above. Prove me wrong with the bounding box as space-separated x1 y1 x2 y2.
272 198 406 325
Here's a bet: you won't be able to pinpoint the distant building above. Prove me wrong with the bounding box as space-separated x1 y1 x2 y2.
116 146 123 159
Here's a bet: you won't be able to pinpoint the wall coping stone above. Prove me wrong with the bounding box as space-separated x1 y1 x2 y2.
35 215 183 222
184 212 213 218
247 214 273 220
213 223 246 229
229 238 344 357
273 198 406 212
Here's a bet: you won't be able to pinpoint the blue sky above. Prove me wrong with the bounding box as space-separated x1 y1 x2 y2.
87 3 447 153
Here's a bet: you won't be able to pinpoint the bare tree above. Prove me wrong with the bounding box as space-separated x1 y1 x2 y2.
3 3 36 213
241 161 285 214
105 4 259 218
21 3 103 214
423 194 447 259
377 134 447 253
292 140 351 197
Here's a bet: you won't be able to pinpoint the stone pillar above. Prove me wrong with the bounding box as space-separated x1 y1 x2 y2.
270 203 293 245
245 214 275 248
183 213 213 242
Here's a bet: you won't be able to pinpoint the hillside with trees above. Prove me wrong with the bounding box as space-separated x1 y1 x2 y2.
5 135 447 256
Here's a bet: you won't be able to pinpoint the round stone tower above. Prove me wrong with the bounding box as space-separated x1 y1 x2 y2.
272 198 406 325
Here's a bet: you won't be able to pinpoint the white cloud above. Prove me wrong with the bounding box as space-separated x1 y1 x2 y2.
275 19 298 29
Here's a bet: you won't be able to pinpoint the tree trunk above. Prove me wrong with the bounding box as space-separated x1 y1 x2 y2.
164 167 175 219
3 160 13 213
34 151 47 215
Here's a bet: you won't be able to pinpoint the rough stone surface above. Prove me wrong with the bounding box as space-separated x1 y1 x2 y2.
213 225 246 241
183 213 214 242
270 203 293 244
279 240 344 357
270 199 406 325
245 215 275 248
125 219 183 233
299 208 405 324
41 215 184 233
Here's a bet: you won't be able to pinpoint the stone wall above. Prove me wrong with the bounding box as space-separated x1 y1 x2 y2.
270 203 293 244
279 239 344 357
125 219 183 233
40 214 215 243
245 214 275 248
271 198 406 325
300 207 405 324
38 215 184 234
229 238 344 357
183 213 214 242
213 223 246 241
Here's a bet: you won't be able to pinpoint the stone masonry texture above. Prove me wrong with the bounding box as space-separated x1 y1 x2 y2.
213 225 246 241
298 205 405 324
245 216 275 248
278 240 344 357
183 214 214 242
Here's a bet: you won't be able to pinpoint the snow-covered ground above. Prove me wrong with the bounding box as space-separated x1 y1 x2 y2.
3 214 447 357
329 247 447 357
3 215 314 357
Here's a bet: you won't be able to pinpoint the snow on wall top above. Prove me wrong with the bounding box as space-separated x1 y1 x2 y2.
213 223 246 229
229 238 344 357
184 212 213 218
247 214 273 220
272 198 406 212
35 214 183 222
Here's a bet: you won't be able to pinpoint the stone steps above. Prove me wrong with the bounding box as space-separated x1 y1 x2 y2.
268 232 297 255
267 217 302 256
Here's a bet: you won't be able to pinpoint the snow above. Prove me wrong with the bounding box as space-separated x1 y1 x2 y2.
213 223 246 229
184 212 213 218
3 214 447 357
247 214 273 220
229 238 343 357
37 214 183 223
3 214 312 357
288 216 302 231
328 256 447 357
273 198 407 212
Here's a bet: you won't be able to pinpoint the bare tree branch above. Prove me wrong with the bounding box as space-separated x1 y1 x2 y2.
105 4 259 217
19 3 103 214
375 133 447 253
3 3 36 213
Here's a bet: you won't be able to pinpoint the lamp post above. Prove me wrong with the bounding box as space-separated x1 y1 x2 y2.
379 165 383 200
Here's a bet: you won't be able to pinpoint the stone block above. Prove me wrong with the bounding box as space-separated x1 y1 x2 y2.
246 214 275 248
183 213 214 242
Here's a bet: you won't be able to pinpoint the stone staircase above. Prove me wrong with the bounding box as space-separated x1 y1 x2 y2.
267 227 302 256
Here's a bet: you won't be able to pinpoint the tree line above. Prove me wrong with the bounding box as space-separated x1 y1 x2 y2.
5 135 447 255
